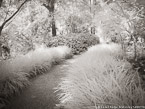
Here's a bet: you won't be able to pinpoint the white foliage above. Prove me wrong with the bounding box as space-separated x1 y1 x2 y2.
56 44 145 109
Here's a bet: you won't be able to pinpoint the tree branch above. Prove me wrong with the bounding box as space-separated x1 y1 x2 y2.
0 0 29 31
43 3 50 10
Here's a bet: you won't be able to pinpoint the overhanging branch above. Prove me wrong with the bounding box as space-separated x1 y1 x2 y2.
0 0 29 32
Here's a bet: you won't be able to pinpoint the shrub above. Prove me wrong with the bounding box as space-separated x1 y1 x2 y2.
47 33 100 54
55 44 145 109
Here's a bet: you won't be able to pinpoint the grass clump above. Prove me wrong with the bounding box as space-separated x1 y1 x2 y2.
55 44 145 109
0 62 29 107
0 46 72 106
10 46 72 78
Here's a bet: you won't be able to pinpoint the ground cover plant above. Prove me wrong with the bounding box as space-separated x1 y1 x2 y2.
0 46 72 107
55 44 145 109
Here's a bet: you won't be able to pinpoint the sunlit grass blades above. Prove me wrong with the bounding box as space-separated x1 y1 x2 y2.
55 44 145 109
0 46 72 106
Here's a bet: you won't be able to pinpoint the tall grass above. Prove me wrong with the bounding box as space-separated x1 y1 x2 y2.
55 44 145 109
0 62 29 107
0 46 72 106
9 46 72 78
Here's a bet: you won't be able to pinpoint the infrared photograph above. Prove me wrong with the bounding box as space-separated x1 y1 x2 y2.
0 0 145 109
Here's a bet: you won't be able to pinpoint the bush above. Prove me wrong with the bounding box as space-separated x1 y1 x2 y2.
0 46 72 106
55 44 145 109
47 33 100 55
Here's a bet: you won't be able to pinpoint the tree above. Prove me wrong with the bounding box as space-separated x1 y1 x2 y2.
0 0 3 7
55 0 99 34
0 0 29 36
43 0 56 36
0 0 29 57
97 0 145 59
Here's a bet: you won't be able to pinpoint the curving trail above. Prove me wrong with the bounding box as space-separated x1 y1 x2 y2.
5 59 73 109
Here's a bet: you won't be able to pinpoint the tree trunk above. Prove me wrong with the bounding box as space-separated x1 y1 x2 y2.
0 26 3 36
0 26 4 57
50 3 56 36
51 15 56 36
0 0 3 7
133 36 137 60
43 0 57 36
91 27 95 34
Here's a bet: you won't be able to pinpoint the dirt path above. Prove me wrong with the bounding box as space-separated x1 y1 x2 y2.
5 60 71 109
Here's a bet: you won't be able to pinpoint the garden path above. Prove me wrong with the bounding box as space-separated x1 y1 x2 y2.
5 58 75 109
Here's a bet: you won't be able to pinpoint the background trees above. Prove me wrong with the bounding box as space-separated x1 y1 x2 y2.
0 0 144 59
0 0 29 57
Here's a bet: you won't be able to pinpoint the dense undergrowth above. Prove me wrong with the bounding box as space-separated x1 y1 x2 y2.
56 43 145 109
0 46 72 107
47 33 100 55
